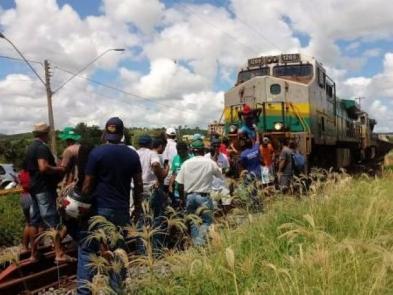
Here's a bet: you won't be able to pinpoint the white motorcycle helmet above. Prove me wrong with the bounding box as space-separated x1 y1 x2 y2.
62 185 91 219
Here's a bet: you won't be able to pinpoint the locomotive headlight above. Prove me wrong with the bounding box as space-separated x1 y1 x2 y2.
274 122 284 131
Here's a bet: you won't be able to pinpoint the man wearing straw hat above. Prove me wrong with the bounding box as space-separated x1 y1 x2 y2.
25 122 68 262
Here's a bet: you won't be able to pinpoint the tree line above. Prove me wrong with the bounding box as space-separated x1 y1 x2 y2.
0 123 206 168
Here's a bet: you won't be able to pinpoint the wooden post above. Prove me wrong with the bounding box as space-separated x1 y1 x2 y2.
44 60 56 156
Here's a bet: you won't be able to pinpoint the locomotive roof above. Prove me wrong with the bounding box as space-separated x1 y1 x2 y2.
244 53 317 70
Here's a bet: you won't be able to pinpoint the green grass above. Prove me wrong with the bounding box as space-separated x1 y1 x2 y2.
0 194 24 247
133 173 393 294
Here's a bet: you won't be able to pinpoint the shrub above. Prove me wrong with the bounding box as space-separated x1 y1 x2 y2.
0 194 24 247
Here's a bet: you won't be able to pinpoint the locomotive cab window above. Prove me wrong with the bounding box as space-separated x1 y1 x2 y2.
326 83 334 98
273 64 313 77
237 67 269 84
317 67 325 88
273 64 313 83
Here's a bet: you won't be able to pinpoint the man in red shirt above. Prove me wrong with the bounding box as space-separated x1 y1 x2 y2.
259 137 275 184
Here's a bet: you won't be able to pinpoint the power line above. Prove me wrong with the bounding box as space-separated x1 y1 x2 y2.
45 68 210 125
215 0 283 51
171 0 260 55
0 53 221 117
0 54 43 65
51 64 206 116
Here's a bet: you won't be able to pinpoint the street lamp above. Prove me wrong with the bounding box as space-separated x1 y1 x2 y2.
0 32 46 86
0 31 125 154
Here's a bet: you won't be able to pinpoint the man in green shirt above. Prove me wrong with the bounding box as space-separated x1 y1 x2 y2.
168 142 192 208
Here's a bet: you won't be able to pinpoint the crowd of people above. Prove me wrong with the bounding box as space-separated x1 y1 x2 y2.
18 113 305 294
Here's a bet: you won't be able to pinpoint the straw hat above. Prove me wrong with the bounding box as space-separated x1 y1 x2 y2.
33 122 50 134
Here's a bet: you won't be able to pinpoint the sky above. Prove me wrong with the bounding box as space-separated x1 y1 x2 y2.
0 0 393 134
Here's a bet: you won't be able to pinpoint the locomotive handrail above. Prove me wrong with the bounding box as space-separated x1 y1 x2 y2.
288 102 311 133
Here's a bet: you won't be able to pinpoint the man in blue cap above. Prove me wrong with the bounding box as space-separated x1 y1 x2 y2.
77 117 143 294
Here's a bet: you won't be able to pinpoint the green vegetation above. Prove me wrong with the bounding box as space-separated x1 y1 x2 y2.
132 172 393 294
0 194 24 247
0 123 206 168
2 170 391 294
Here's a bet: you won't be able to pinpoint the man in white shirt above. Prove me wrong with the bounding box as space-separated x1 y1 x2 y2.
137 135 168 253
176 138 223 246
162 127 178 190
204 137 230 194
137 135 163 191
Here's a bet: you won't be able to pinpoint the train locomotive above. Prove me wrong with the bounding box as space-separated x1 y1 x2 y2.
223 53 377 168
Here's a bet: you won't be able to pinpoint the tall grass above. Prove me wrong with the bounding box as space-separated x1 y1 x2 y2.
133 171 393 294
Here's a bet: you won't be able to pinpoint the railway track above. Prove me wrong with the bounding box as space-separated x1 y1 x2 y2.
0 239 77 294
0 238 140 294
0 187 22 197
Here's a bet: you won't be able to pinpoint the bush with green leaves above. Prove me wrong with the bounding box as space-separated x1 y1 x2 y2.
0 194 24 247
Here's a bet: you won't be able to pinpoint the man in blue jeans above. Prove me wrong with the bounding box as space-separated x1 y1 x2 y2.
25 122 66 262
78 117 143 295
176 138 223 246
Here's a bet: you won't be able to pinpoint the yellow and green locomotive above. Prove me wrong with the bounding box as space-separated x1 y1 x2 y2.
224 53 377 168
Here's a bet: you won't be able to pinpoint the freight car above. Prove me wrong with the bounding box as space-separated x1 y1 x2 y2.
224 53 378 168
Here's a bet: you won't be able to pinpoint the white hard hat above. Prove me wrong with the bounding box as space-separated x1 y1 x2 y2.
62 186 91 219
262 137 270 144
166 127 176 136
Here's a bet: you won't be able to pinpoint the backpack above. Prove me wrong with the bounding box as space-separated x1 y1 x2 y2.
18 170 31 193
292 152 305 175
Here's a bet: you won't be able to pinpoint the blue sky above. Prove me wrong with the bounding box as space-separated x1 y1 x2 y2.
0 0 393 133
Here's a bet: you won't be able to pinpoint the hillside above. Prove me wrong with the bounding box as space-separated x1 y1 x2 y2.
0 132 32 142
132 172 393 294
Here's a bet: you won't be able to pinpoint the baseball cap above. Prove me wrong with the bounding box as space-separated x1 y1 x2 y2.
192 133 203 141
191 138 204 149
166 127 176 136
242 104 252 115
211 136 221 147
104 117 124 142
139 134 152 146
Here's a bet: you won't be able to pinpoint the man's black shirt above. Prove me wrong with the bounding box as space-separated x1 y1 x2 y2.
25 139 59 194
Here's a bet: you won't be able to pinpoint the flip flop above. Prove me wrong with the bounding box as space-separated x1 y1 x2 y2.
54 254 77 264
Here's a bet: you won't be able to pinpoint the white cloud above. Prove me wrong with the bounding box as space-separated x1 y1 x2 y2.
0 0 139 71
132 58 210 100
341 52 393 131
1 0 393 134
101 0 164 34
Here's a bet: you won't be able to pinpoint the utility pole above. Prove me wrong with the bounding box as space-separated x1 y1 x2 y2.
1 32 124 156
355 97 366 109
44 60 56 155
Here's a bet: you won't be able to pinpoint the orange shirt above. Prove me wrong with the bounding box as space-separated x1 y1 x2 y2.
260 143 275 166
